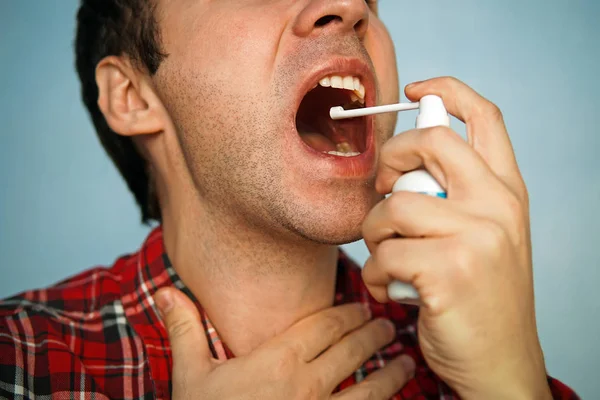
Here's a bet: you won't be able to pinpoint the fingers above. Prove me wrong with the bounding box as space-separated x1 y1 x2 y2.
362 191 469 252
405 77 524 193
313 318 396 391
362 238 447 304
154 288 214 376
267 303 371 362
331 355 415 400
363 227 505 314
376 125 500 197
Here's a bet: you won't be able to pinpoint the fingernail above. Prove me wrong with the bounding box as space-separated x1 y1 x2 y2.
382 319 396 334
155 290 174 317
362 303 372 319
399 355 416 377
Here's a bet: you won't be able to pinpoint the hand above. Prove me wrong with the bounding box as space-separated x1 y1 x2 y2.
153 287 415 399
362 77 552 399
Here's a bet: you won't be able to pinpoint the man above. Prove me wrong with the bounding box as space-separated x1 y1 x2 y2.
0 0 579 398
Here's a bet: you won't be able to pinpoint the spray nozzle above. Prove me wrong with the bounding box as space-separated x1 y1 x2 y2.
416 95 450 128
330 94 450 129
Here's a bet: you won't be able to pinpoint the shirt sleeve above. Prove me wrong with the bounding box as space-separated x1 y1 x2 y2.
548 376 580 399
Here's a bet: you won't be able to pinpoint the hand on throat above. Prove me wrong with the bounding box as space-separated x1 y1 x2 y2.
161 200 340 357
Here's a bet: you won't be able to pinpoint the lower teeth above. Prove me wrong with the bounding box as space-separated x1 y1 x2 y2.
324 151 361 157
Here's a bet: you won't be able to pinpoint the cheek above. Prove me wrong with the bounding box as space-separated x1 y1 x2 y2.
163 7 281 96
365 19 399 105
365 19 399 137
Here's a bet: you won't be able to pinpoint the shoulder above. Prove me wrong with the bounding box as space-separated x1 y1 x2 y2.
0 254 140 398
0 254 139 360
0 254 138 343
0 253 142 353
1 253 137 318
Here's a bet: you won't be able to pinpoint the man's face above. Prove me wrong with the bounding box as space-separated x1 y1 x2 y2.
152 0 399 244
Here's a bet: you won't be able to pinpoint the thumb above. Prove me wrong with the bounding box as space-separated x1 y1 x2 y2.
154 287 214 375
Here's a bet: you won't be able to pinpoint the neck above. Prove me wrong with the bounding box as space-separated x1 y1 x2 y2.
162 201 339 356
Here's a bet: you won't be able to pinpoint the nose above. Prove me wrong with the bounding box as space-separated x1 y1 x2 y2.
293 0 370 39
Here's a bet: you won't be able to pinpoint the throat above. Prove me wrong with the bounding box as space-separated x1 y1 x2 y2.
204 251 339 356
165 212 341 357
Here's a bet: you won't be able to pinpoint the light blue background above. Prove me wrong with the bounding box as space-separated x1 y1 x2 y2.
1 0 598 397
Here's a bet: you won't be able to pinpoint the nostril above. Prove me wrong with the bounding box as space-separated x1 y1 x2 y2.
315 15 342 27
354 19 366 32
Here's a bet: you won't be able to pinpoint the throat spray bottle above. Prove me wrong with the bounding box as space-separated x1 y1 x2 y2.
387 95 450 305
331 94 451 305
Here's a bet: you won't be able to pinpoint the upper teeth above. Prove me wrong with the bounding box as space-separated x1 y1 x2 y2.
319 75 365 103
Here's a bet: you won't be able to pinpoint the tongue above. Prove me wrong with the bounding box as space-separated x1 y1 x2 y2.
299 131 337 152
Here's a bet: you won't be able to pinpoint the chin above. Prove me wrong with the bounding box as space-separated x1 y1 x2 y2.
293 217 365 246
284 189 380 246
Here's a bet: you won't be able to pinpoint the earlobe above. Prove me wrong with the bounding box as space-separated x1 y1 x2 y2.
96 56 164 137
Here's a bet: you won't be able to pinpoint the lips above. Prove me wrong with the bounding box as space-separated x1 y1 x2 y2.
287 58 377 178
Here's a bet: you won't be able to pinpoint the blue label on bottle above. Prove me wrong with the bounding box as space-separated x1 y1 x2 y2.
420 191 447 198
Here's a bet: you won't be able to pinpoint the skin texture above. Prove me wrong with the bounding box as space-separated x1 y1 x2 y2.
95 0 552 398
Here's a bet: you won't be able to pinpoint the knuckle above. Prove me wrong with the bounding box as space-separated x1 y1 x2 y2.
494 184 530 246
421 125 456 153
451 221 509 282
449 240 478 283
321 312 347 342
478 100 504 122
503 189 526 226
374 240 396 272
442 75 462 86
166 318 194 340
272 346 300 378
386 192 414 223
346 335 369 364
476 220 508 259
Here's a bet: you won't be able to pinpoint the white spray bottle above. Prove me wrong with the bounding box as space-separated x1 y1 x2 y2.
331 95 450 305
387 95 449 304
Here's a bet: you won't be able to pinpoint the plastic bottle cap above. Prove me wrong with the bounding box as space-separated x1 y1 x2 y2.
416 95 450 129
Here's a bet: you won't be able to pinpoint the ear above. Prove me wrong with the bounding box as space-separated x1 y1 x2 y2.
96 56 165 137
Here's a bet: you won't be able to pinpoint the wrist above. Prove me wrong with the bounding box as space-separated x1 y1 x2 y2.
460 350 551 400
461 381 552 400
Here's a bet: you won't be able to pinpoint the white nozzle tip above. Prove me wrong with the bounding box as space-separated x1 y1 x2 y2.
329 106 345 120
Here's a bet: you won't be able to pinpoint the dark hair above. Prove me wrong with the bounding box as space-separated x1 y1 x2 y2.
75 0 167 223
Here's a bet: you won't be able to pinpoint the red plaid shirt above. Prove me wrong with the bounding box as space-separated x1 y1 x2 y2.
0 227 578 399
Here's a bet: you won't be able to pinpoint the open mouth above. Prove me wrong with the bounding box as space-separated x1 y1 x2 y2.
296 75 368 157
